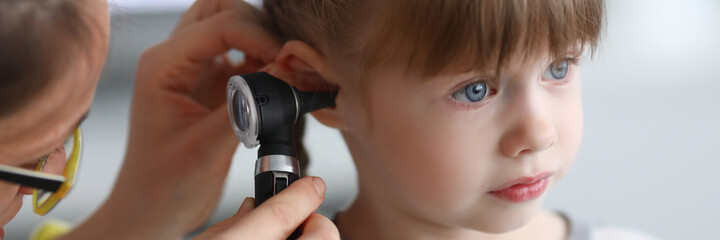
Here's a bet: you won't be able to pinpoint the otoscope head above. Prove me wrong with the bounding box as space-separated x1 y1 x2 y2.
226 72 337 157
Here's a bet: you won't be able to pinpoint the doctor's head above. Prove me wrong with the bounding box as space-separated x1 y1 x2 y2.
0 0 109 226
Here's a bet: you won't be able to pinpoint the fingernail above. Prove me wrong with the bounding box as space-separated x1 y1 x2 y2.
312 177 326 196
236 197 255 215
239 197 253 209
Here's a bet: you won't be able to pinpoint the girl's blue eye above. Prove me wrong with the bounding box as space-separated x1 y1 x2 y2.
543 60 569 80
452 81 488 103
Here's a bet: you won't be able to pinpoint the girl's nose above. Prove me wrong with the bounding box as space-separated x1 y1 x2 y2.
499 102 558 158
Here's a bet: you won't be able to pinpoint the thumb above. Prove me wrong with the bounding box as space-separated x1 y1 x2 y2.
219 177 326 239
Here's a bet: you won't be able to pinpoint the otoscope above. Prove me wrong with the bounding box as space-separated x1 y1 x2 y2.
226 72 337 207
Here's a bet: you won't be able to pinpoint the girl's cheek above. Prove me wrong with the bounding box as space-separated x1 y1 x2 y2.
553 86 584 178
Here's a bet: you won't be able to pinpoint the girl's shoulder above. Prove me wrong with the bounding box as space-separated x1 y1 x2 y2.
561 212 658 240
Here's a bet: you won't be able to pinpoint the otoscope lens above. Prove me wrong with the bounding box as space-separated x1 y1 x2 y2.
234 93 250 132
227 75 260 148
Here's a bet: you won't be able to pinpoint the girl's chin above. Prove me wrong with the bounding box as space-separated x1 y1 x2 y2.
462 200 545 234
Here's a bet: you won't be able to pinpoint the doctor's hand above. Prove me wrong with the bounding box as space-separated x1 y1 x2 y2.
63 0 286 239
194 177 340 240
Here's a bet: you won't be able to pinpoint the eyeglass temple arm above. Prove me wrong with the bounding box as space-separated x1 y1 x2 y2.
0 165 64 192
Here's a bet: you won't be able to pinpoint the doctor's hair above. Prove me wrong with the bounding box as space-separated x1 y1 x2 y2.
0 0 101 118
267 0 604 166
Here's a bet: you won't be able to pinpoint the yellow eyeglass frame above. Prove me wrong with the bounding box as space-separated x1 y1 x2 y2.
32 128 82 215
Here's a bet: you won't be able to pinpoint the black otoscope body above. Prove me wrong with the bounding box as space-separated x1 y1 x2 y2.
226 72 336 207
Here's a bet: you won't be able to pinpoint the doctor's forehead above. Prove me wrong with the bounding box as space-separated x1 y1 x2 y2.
0 63 97 166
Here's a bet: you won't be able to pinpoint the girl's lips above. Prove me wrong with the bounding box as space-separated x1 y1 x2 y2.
488 172 552 203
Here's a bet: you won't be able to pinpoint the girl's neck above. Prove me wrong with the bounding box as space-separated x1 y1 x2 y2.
336 193 568 240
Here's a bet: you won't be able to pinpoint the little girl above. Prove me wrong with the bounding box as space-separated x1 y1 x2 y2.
258 0 654 239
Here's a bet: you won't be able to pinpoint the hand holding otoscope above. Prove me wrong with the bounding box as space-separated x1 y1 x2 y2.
226 72 337 239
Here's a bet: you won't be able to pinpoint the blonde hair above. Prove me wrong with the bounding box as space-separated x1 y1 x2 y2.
263 0 604 77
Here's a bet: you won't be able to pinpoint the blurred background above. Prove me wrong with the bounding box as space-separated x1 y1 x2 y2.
6 0 720 239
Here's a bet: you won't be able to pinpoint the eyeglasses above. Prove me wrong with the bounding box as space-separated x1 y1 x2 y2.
0 128 82 215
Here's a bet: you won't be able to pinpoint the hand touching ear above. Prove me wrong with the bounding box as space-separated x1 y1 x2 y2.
118 0 280 234
265 40 349 130
60 0 331 239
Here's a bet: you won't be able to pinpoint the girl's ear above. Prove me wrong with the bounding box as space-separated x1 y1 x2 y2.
264 40 347 130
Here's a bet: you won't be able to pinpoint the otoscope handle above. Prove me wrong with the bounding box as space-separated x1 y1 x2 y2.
254 171 300 206
254 155 302 239
254 171 301 239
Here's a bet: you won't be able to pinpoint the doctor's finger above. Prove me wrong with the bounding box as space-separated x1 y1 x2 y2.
234 197 256 218
174 0 260 34
155 10 280 93
170 10 280 63
228 177 326 239
187 54 267 110
298 213 340 240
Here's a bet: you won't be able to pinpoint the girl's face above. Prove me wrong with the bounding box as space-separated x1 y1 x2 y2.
0 0 109 228
339 52 583 232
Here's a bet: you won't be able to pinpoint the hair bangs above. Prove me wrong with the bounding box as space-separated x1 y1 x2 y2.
359 0 604 78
